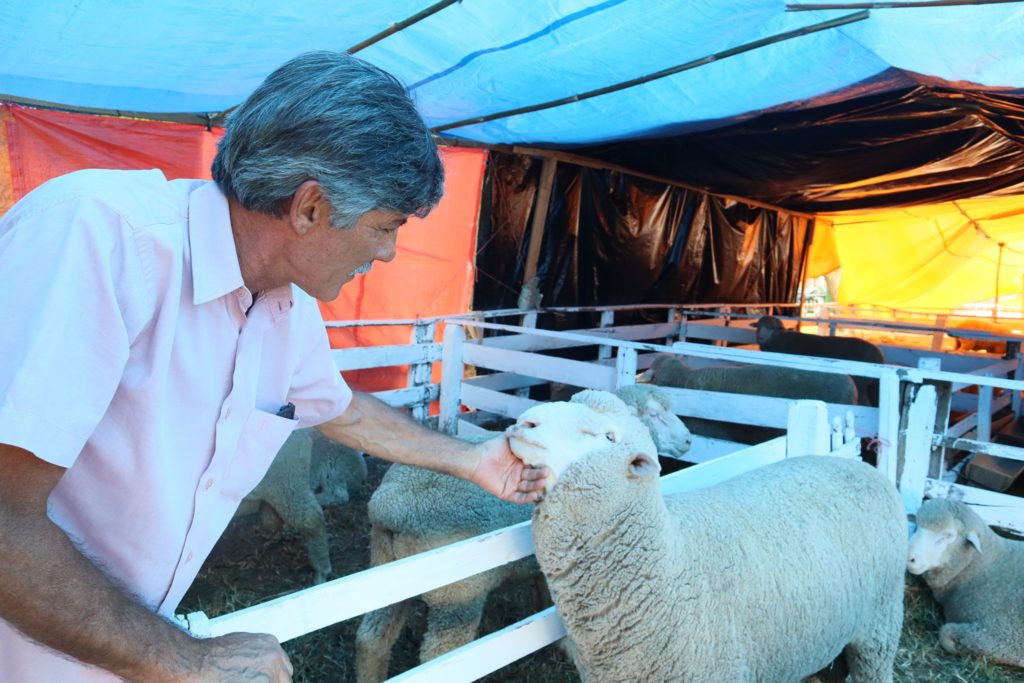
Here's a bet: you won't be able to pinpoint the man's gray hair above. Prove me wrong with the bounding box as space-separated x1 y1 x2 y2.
212 50 444 228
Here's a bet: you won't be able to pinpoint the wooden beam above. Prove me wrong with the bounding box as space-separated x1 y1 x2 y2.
506 146 818 220
521 157 557 288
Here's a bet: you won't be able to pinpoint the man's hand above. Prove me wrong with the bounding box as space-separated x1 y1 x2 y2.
183 632 293 683
468 435 548 503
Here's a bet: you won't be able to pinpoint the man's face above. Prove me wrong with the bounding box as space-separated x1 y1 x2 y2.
296 208 408 301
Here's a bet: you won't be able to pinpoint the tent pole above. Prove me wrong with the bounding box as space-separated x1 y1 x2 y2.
347 0 461 53
431 11 869 134
788 0 1020 9
520 158 558 302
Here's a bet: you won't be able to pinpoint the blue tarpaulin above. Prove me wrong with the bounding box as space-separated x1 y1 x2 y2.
2 1 1022 146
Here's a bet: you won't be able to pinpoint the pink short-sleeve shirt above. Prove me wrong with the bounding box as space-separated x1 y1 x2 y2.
0 169 352 681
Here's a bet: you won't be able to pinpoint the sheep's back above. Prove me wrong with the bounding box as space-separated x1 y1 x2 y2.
665 456 906 659
685 365 857 404
368 464 530 536
534 455 906 682
763 332 884 364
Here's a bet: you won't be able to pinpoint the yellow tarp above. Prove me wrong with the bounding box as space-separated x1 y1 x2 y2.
809 194 1024 310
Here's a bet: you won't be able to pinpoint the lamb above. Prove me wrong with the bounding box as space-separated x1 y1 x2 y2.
642 353 858 444
907 497 1024 667
354 385 690 683
232 427 367 584
754 315 884 405
518 389 907 683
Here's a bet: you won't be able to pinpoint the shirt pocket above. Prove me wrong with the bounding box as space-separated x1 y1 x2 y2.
221 407 297 501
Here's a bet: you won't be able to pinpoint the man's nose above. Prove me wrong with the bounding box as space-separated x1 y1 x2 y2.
377 233 398 262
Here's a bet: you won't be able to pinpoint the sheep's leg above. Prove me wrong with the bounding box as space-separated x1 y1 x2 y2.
272 488 332 584
843 624 899 683
419 597 487 662
939 622 1024 666
353 527 411 683
355 600 413 683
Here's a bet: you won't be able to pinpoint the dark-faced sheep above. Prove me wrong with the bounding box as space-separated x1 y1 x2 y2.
516 390 907 683
754 315 884 406
907 497 1024 667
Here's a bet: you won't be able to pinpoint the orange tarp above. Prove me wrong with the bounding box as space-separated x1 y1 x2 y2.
1 103 485 392
319 147 487 392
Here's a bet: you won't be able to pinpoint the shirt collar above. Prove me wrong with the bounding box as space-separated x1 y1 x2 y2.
188 181 246 306
188 182 296 321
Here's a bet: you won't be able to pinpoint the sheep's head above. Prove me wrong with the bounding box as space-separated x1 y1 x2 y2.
615 384 691 459
907 498 983 576
754 315 784 346
506 390 658 493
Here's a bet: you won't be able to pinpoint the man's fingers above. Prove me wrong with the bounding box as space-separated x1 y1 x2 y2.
518 465 549 482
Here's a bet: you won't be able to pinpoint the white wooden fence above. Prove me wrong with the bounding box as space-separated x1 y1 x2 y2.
180 305 1024 680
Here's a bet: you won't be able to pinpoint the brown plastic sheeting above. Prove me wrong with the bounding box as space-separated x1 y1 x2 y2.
475 152 813 315
0 103 485 392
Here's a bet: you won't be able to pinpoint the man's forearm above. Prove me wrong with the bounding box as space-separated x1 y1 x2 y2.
0 505 197 681
316 391 478 479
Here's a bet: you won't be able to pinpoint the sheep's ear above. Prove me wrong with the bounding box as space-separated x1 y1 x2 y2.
627 451 660 479
965 530 983 554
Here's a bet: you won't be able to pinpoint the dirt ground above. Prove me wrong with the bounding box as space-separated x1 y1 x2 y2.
180 456 1024 683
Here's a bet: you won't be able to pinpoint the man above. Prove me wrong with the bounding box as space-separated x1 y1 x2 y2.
0 51 546 682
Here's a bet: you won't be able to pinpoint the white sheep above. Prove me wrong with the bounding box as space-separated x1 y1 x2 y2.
354 385 690 683
642 353 858 444
517 390 907 683
907 497 1024 667
233 427 367 584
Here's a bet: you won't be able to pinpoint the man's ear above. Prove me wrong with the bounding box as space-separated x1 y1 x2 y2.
289 180 326 235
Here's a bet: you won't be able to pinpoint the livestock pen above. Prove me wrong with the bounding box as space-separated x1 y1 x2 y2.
178 311 861 681
180 305 1024 681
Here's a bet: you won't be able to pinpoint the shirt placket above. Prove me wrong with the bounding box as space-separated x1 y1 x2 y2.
158 291 270 613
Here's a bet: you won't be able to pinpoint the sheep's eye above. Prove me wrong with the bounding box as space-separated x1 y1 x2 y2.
647 409 658 418
606 432 617 442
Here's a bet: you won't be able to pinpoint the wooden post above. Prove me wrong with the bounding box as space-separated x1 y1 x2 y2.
614 347 638 389
918 357 953 479
598 309 615 361
1014 352 1023 419
978 372 994 442
407 321 436 422
931 314 947 352
521 158 557 288
439 323 466 435
786 400 830 457
898 384 938 514
876 370 901 483
666 307 679 345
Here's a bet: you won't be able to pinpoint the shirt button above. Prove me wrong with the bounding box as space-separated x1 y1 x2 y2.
204 478 214 490
223 407 231 420
185 551 194 563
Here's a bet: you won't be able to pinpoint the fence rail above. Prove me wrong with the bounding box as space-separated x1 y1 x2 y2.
179 305 1024 681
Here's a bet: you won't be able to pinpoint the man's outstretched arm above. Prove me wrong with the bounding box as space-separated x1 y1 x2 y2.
316 391 547 503
0 443 293 683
